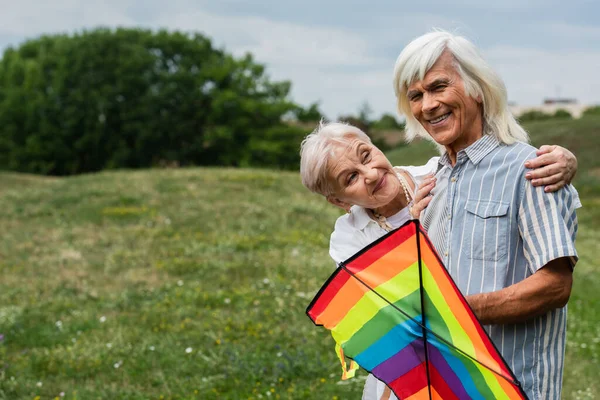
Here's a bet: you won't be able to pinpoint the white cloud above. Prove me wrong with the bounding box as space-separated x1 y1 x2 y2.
0 1 136 37
485 46 600 106
535 21 600 41
151 9 379 68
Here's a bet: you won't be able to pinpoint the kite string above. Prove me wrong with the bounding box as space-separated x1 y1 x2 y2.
416 228 433 400
341 265 520 387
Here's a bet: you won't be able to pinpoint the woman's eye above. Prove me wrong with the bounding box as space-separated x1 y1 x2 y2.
434 85 446 91
362 152 371 162
409 93 422 101
347 173 357 185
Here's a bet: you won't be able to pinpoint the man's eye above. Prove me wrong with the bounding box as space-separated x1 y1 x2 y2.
362 152 371 162
409 93 422 101
433 85 446 91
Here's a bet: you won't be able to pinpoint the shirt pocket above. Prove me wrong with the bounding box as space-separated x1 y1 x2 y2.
464 200 510 261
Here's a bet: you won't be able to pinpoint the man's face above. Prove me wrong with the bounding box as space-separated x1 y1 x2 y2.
406 51 483 151
326 138 400 211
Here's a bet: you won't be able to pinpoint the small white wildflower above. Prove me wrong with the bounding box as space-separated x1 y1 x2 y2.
77 330 82 336
10 376 14 381
581 343 588 349
55 321 63 329
185 347 193 354
71 338 77 343
36 381 43 387
165 218 172 225
224 298 231 304
106 343 112 349
177 280 184 287
60 392 65 397
295 292 306 298
262 278 270 284
266 391 272 397
277 352 282 357
149 346 155 351
114 360 122 369
99 316 107 323
291 248 299 257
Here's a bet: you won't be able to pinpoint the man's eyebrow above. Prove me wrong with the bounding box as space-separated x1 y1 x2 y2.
425 78 450 89
407 88 421 98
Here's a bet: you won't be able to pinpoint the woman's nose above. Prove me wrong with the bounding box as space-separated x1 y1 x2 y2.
364 167 378 184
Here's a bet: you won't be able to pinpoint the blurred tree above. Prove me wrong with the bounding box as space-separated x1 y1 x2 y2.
0 28 302 174
293 101 326 122
357 101 373 126
371 113 404 130
517 110 553 123
553 109 573 119
582 106 600 118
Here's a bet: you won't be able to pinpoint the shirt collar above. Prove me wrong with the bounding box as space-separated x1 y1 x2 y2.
348 205 374 230
438 134 500 169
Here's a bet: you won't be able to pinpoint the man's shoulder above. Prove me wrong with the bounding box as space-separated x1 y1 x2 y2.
489 141 538 166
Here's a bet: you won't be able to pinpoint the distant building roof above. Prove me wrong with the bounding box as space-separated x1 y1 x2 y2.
543 98 577 105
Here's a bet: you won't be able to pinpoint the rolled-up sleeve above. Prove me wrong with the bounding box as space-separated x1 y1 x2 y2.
518 180 579 274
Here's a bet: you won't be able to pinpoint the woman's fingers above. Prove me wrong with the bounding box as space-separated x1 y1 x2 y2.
527 164 562 182
531 173 565 191
411 178 436 219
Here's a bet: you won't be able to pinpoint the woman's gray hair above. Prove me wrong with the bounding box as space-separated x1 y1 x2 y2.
300 120 371 196
393 29 528 147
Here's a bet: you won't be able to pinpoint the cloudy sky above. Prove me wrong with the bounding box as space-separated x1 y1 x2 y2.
1 0 599 119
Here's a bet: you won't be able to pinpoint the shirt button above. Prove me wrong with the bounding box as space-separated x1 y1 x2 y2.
444 251 449 257
451 177 457 182
447 214 451 220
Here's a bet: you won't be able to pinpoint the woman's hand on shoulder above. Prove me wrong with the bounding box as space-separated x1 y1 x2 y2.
410 174 436 219
524 145 577 192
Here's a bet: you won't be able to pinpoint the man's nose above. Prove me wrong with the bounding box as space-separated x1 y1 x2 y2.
422 92 439 113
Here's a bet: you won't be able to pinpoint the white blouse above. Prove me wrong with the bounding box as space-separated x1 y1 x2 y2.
327 157 439 400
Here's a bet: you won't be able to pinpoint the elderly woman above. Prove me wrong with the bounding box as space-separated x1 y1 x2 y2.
300 120 578 400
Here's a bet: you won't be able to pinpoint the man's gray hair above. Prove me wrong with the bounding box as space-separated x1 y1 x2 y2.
300 121 371 196
393 30 528 146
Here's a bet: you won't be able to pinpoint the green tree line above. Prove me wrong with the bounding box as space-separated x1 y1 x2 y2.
0 28 313 175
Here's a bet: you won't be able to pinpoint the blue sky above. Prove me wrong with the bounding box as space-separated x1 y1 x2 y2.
1 0 599 119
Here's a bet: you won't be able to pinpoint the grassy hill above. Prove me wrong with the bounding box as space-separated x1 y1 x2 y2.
0 117 599 399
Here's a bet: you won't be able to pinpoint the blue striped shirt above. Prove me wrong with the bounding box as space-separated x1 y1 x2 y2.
421 134 578 400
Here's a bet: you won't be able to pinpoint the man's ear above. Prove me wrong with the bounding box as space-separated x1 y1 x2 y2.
327 196 352 213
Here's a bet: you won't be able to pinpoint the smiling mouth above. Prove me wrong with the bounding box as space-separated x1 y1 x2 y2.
373 173 387 194
429 112 451 124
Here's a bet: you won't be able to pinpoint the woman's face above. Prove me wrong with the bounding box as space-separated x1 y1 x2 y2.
326 138 400 211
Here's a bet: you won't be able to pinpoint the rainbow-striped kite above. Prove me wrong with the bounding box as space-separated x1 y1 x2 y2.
307 220 528 399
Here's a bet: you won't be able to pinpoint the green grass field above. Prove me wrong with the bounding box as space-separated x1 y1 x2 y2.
1 117 599 399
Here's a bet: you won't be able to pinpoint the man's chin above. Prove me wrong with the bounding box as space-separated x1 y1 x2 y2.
427 132 455 146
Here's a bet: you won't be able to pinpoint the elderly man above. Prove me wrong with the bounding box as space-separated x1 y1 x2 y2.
393 31 578 400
